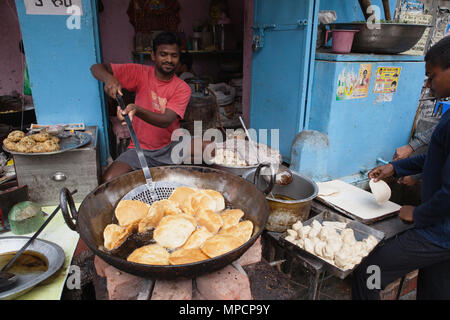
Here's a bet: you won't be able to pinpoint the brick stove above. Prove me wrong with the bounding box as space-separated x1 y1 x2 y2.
93 237 263 300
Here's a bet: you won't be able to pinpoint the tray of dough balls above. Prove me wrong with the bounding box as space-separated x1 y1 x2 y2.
2 129 91 156
280 210 385 279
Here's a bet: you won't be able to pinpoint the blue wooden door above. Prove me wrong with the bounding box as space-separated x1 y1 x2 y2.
15 0 109 166
250 0 319 161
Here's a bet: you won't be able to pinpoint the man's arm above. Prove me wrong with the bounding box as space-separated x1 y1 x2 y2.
413 153 450 227
90 63 122 98
391 153 426 177
408 126 435 152
118 104 178 128
368 154 426 182
393 127 435 160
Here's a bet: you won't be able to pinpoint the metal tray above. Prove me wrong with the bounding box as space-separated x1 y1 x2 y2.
0 236 65 300
279 211 385 279
2 131 91 156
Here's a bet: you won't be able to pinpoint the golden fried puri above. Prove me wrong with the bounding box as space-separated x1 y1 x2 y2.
103 224 134 251
181 226 213 250
153 215 196 249
127 244 170 265
200 234 243 258
195 209 224 234
115 200 150 227
15 142 29 153
42 139 60 152
169 248 209 265
3 138 17 151
30 143 46 153
19 136 36 147
4 130 60 154
30 132 50 142
219 220 254 245
7 130 25 142
221 209 245 230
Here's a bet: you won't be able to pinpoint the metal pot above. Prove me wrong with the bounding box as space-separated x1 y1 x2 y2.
243 169 318 232
59 166 271 279
329 23 429 54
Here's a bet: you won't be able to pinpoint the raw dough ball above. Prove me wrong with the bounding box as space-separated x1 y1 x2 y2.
294 239 304 248
326 236 342 253
363 235 379 251
285 235 296 243
341 228 357 246
319 225 336 241
334 244 353 269
286 229 298 239
369 179 391 205
353 241 366 257
322 243 336 260
298 225 311 239
314 240 326 257
311 220 322 230
303 238 315 253
292 221 303 231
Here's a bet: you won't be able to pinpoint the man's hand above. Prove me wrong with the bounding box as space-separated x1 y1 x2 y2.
399 205 415 223
368 164 395 182
398 176 418 186
105 77 123 99
117 104 139 125
393 145 413 161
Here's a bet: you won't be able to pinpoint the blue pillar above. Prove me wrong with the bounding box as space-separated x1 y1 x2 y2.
15 0 109 166
290 130 330 182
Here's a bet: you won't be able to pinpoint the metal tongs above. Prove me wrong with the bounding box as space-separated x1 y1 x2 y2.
115 93 153 187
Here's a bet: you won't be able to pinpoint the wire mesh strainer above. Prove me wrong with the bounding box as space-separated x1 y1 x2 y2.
116 94 188 205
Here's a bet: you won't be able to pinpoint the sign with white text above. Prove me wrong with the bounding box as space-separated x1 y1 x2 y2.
24 0 83 16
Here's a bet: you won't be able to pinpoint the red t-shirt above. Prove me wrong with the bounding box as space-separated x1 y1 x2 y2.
111 63 191 150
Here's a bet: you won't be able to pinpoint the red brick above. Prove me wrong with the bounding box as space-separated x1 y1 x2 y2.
237 236 262 266
94 256 110 278
104 265 147 300
380 278 401 300
196 264 252 300
151 278 193 300
192 289 206 300
401 270 418 296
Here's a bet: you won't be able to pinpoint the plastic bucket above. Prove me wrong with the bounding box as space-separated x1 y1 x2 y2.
325 29 359 54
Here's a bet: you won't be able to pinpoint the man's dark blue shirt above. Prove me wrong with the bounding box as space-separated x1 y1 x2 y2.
392 109 450 248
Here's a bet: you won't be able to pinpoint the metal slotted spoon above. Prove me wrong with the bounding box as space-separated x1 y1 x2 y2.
115 94 187 205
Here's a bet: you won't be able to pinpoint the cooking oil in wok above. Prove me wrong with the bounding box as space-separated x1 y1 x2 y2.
0 251 48 276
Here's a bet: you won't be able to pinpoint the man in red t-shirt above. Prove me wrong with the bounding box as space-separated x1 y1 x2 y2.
91 32 193 182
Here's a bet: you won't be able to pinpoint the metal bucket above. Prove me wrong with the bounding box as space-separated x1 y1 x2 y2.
243 169 318 232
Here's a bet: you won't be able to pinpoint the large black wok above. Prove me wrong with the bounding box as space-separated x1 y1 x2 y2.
60 165 271 279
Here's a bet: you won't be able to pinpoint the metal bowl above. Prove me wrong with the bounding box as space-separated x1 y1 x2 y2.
210 163 259 177
329 23 430 54
0 237 65 300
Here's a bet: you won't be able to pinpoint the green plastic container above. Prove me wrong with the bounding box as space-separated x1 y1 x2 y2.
8 201 44 235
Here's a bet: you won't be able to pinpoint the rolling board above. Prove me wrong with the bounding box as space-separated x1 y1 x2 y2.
316 180 401 224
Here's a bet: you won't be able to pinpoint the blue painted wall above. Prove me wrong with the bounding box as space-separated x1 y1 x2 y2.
15 0 109 166
309 53 425 179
